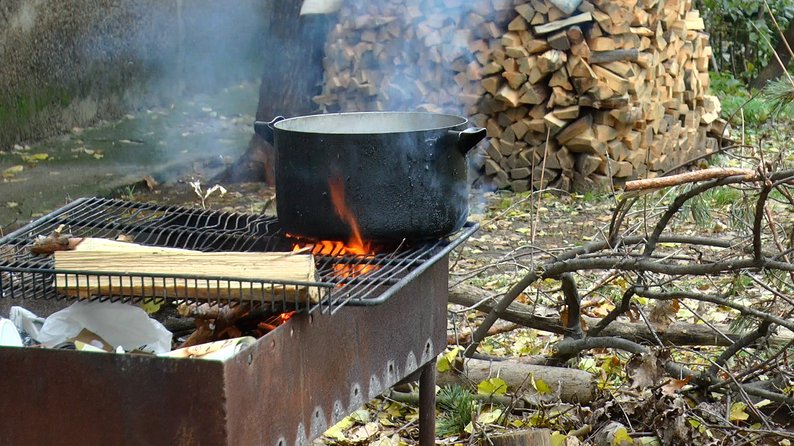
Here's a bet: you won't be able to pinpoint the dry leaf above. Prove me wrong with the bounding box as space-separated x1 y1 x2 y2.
661 376 691 395
348 422 380 443
648 299 679 331
627 352 663 389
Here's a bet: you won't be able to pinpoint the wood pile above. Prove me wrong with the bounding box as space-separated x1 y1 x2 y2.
314 0 723 191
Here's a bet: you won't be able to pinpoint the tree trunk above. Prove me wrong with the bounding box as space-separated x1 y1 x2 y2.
750 19 794 89
216 2 332 184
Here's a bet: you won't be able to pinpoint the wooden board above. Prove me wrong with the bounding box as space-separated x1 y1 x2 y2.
53 239 319 303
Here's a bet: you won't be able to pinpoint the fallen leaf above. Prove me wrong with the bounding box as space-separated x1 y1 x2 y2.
611 426 633 446
729 402 749 422
627 352 663 389
370 433 400 446
661 376 691 395
648 299 679 331
347 422 380 442
139 300 162 314
3 165 24 178
21 153 49 163
476 408 502 424
116 234 135 242
551 432 568 446
463 421 474 434
754 399 772 408
142 175 158 190
477 377 508 396
323 415 356 441
532 375 552 395
437 346 461 372
350 408 369 424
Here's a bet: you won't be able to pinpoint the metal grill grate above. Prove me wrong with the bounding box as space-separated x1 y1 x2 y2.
0 197 476 314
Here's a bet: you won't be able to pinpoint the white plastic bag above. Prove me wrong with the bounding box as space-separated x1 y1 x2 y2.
38 301 172 354
9 306 45 342
0 317 23 347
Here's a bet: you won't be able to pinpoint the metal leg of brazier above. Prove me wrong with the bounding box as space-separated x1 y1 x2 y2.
418 360 437 446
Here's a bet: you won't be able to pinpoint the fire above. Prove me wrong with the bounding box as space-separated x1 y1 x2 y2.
278 311 295 323
328 177 371 254
289 177 380 281
255 310 296 335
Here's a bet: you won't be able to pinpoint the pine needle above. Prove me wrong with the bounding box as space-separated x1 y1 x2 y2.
436 385 479 437
761 75 794 117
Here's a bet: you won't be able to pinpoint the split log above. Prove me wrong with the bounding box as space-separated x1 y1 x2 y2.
533 13 593 35
53 239 318 303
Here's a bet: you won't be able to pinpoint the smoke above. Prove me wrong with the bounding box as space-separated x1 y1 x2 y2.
72 0 267 103
1 0 267 161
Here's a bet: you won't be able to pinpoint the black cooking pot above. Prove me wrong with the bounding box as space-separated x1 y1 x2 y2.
254 111 486 242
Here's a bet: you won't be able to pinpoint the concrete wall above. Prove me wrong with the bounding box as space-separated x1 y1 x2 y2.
0 0 268 149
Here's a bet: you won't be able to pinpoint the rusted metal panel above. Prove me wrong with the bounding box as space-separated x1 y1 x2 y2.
223 259 449 446
0 347 227 445
0 259 449 446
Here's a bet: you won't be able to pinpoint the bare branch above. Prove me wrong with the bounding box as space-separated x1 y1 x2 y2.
709 321 771 376
635 289 794 332
624 168 757 191
588 286 635 337
560 273 584 339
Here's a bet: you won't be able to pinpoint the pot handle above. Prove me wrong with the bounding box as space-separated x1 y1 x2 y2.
254 116 285 144
449 127 487 155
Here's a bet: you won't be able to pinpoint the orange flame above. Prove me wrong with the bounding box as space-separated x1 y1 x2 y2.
289 177 380 281
291 239 379 280
255 310 296 336
278 311 295 323
328 177 371 254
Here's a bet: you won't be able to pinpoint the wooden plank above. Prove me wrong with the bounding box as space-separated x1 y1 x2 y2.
53 239 318 302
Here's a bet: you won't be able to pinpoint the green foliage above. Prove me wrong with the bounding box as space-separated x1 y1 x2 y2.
686 186 745 227
708 72 794 125
436 385 478 437
761 76 794 116
699 0 794 82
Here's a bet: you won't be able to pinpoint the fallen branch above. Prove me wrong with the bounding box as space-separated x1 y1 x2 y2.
553 337 794 404
624 168 757 191
384 389 513 407
438 357 597 403
448 320 520 345
449 284 793 348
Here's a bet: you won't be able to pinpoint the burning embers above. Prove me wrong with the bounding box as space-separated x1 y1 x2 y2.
290 177 381 281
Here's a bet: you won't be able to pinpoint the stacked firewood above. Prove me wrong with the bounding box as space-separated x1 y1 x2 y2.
314 0 723 191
